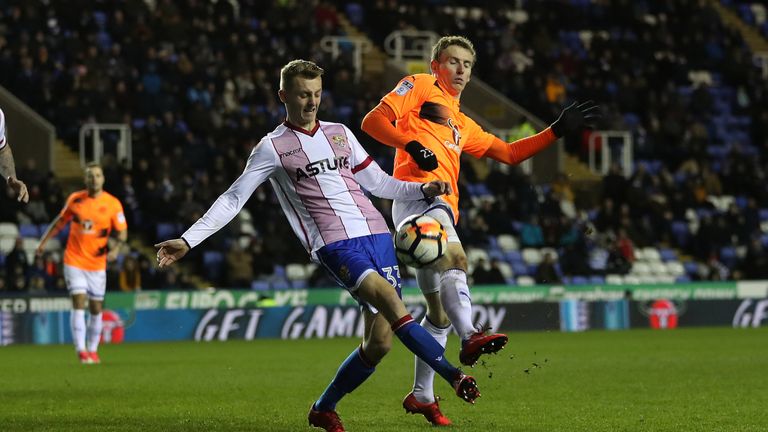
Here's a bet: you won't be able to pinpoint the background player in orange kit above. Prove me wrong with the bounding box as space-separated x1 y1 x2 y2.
362 35 599 425
36 162 128 364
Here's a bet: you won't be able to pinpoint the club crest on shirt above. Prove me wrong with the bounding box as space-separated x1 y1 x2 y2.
339 265 351 282
331 134 347 148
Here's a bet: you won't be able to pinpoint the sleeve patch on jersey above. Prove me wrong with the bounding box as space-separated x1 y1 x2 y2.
394 80 414 96
117 212 126 224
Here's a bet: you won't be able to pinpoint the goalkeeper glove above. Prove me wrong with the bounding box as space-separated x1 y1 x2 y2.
405 141 438 171
550 100 601 138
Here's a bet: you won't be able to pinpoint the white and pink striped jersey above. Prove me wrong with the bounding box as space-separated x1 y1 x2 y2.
0 108 7 150
182 120 427 259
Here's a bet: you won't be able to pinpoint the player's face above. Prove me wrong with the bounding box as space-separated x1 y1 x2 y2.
280 76 322 129
84 167 104 193
431 45 474 97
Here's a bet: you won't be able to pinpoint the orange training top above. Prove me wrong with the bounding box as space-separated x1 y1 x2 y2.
60 190 127 271
380 74 496 220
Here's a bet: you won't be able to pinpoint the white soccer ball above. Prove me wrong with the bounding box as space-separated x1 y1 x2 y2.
394 214 447 268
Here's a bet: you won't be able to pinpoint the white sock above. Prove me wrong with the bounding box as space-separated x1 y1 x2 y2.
439 269 476 340
71 309 87 352
86 313 103 353
412 316 451 403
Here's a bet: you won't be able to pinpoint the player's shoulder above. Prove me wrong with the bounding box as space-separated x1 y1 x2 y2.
67 190 89 202
101 191 121 203
318 120 352 133
404 73 437 87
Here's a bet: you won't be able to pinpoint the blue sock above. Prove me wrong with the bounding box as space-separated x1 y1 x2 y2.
314 346 375 412
392 314 459 383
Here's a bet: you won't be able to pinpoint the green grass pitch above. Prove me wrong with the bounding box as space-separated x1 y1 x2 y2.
0 327 765 431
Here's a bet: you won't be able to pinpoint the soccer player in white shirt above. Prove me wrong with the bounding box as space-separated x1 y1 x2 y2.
155 60 480 432
0 108 29 203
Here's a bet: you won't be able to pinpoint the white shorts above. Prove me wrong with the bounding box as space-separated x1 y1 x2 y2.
392 197 461 243
64 264 107 301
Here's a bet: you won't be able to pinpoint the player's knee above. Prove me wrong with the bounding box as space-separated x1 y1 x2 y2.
449 251 468 271
426 307 450 328
364 336 392 362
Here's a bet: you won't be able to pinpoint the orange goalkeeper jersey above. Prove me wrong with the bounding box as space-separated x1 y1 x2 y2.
60 190 127 271
380 73 496 221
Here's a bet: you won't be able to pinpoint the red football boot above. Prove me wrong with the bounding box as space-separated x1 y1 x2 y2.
308 405 345 432
89 352 101 364
403 392 452 426
452 372 480 404
459 329 508 367
77 351 93 364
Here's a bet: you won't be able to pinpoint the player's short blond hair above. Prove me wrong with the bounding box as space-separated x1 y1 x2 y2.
280 60 325 90
85 161 102 170
431 36 476 64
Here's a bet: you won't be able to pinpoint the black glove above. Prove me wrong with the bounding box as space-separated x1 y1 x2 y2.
550 100 601 138
405 141 438 171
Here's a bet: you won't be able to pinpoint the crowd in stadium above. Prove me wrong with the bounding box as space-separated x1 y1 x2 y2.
1 0 768 292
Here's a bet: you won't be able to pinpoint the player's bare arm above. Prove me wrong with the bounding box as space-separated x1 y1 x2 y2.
107 229 128 262
0 145 29 203
36 213 66 256
155 238 191 268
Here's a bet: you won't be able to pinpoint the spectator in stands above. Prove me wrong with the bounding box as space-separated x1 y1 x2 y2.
520 215 545 247
535 252 561 284
119 255 142 292
472 258 505 285
225 241 254 289
4 237 28 287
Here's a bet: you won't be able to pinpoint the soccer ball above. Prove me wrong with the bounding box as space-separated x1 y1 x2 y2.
394 214 447 268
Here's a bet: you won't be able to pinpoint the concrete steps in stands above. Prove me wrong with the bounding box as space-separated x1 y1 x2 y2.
52 140 83 181
337 14 388 78
708 0 768 53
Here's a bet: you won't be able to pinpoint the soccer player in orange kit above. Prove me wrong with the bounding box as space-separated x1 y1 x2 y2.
37 162 128 364
362 35 599 425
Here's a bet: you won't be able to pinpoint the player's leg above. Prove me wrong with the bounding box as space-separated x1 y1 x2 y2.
64 265 90 363
355 272 476 401
410 269 452 407
85 270 106 364
314 235 478 402
313 311 389 412
425 210 507 366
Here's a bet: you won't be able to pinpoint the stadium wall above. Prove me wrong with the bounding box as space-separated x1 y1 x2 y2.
1 282 767 345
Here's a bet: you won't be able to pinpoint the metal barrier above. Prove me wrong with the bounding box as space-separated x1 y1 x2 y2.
79 123 132 168
319 36 372 82
587 130 633 176
383 30 439 62
755 52 768 80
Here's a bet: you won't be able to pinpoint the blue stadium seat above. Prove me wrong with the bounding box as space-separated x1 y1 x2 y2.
271 279 291 290
589 275 606 285
719 247 737 266
273 265 286 278
684 261 699 276
659 248 677 262
202 251 224 281
512 262 529 276
291 280 308 289
675 275 691 283
156 223 178 240
571 276 589 285
504 250 523 263
251 281 270 291
671 221 689 246
18 224 39 238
